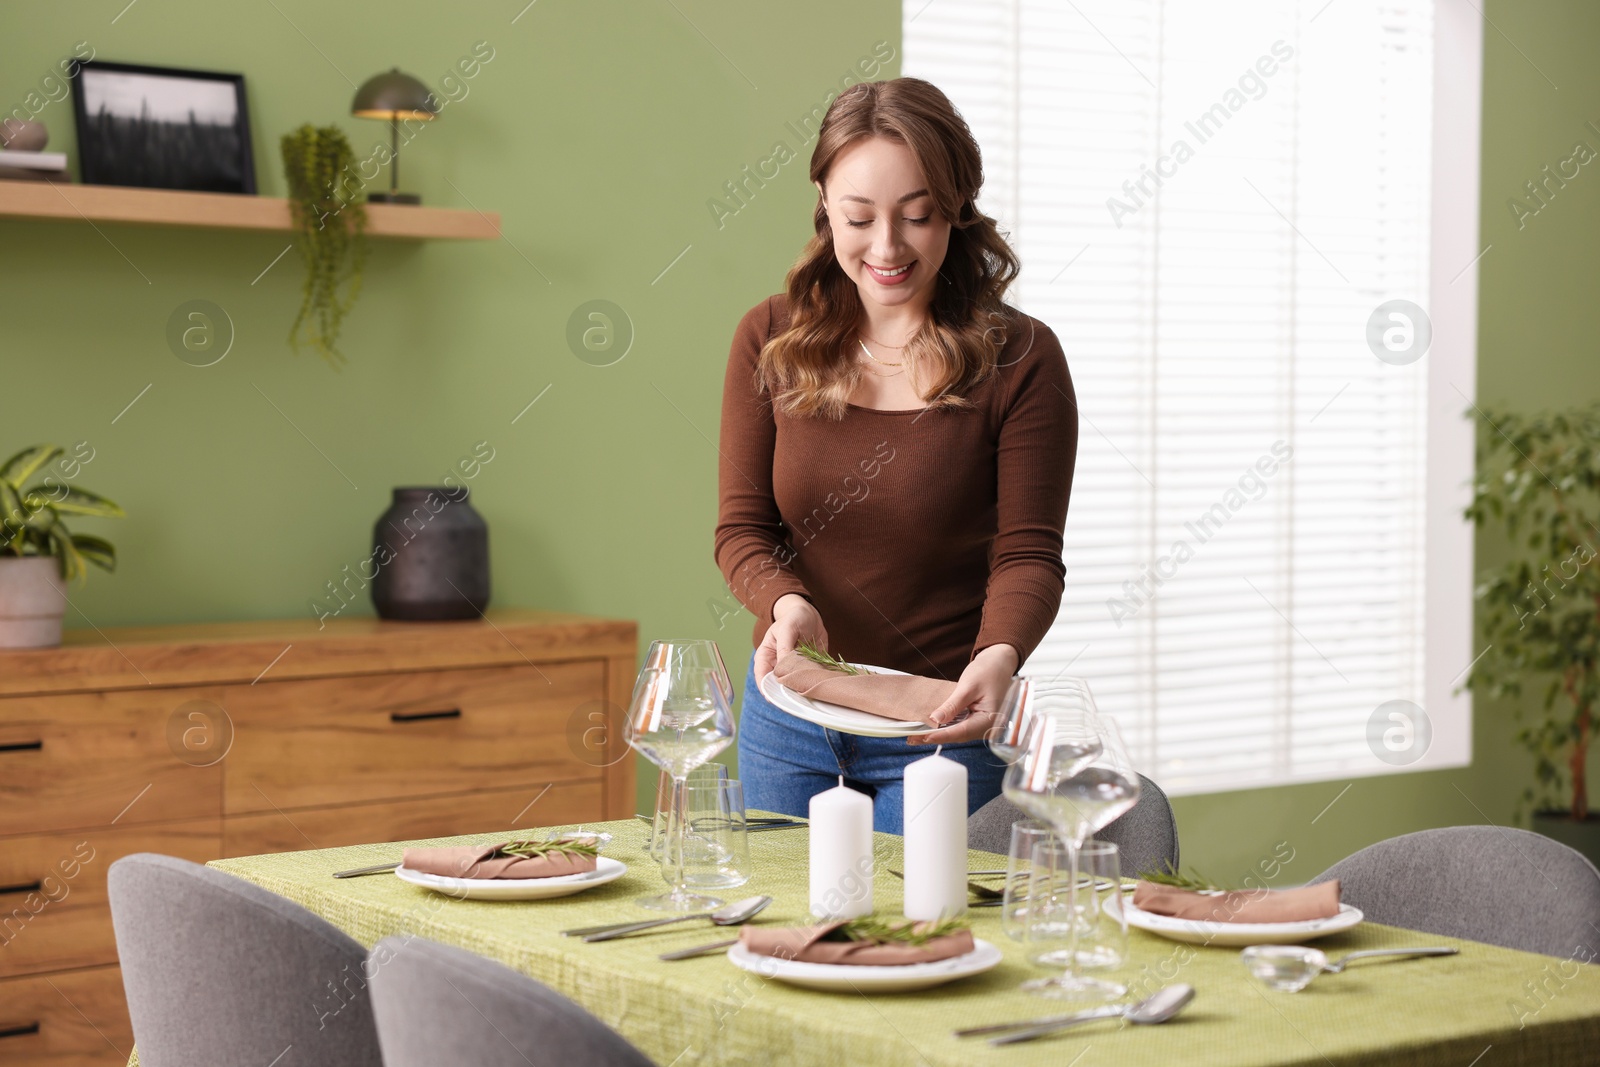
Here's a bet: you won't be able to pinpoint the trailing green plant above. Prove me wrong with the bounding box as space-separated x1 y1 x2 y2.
281 124 368 367
1463 402 1600 823
831 915 969 945
494 838 601 861
796 639 866 675
0 444 123 583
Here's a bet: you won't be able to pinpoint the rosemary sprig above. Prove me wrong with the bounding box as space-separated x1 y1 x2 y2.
796 640 866 676
495 838 601 861
831 915 970 946
1136 859 1223 892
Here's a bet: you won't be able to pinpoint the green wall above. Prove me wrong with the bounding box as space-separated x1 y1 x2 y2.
2 1 1593 877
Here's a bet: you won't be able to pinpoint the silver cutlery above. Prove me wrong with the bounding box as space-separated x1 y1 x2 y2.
956 983 1195 1045
1321 946 1457 973
887 868 1005 900
659 938 740 960
332 861 400 879
565 895 772 941
634 813 803 827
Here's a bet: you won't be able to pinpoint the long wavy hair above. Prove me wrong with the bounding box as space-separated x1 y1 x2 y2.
757 77 1022 420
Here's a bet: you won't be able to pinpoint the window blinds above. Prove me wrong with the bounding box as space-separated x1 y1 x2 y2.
906 0 1451 795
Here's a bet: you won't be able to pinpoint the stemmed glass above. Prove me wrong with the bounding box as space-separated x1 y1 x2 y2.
626 653 735 912
1003 709 1140 1000
987 676 1102 768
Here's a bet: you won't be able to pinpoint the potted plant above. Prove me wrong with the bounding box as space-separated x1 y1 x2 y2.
0 444 123 649
281 124 368 367
1464 403 1600 864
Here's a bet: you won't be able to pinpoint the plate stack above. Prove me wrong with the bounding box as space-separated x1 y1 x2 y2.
0 120 70 182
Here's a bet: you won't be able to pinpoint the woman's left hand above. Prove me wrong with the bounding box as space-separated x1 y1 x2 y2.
906 644 1020 746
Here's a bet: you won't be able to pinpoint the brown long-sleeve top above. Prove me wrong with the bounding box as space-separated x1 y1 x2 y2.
714 294 1079 681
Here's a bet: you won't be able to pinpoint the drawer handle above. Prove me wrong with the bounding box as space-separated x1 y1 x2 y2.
0 740 43 753
389 708 462 724
0 880 42 896
0 1022 40 1040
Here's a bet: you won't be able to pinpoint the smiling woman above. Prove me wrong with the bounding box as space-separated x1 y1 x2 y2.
713 77 1079 833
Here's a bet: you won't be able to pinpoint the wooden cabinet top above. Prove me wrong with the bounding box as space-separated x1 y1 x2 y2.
0 610 637 697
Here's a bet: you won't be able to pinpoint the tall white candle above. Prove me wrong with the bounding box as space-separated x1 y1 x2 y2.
809 776 874 919
902 746 968 920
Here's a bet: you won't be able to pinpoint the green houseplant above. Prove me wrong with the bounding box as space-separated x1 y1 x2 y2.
0 444 123 648
1463 403 1600 863
281 124 368 367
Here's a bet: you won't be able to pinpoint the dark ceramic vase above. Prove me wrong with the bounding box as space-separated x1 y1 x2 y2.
370 487 490 620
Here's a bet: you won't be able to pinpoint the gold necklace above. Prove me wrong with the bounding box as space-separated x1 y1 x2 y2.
857 339 904 368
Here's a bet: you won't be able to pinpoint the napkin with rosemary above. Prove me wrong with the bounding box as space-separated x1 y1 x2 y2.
770 643 956 727
739 916 975 965
1131 864 1341 924
401 838 600 880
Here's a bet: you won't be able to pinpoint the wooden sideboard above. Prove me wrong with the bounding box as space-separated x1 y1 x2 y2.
0 611 637 1066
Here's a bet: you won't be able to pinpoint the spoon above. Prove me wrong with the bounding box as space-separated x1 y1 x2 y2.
578 896 773 942
955 984 1195 1045
1242 944 1457 992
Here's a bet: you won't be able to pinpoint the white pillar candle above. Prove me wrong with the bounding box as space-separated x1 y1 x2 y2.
902 746 968 920
809 776 874 919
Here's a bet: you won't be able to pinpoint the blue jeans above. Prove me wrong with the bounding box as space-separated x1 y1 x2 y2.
736 661 1007 835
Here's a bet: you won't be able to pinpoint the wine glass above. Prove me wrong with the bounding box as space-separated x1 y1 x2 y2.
1004 710 1140 999
639 640 733 866
989 677 1102 768
641 639 733 704
626 663 735 911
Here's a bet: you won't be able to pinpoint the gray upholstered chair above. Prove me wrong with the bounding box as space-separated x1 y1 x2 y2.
968 773 1179 876
367 935 655 1067
1309 826 1600 958
108 853 382 1067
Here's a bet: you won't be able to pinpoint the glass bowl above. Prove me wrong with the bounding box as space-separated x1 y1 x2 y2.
1241 944 1328 992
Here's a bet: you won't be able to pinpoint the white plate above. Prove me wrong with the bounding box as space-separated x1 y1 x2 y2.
759 664 927 738
1124 899 1364 947
726 939 1003 993
394 857 627 901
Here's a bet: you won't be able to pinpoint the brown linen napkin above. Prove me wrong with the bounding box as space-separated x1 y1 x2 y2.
739 921 975 965
771 650 957 727
1131 879 1341 924
402 842 598 880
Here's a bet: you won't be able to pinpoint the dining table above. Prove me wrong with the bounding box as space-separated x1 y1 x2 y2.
125 812 1600 1066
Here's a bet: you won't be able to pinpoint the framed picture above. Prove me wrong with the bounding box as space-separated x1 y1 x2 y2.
70 60 256 194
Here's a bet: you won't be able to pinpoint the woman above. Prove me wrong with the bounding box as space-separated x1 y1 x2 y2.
714 77 1077 834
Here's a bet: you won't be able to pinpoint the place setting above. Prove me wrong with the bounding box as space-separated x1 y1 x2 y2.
332 645 1470 1049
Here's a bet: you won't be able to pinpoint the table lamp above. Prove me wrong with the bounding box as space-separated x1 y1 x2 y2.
351 67 437 204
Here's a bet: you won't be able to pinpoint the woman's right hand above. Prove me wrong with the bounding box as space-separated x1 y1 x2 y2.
754 593 828 683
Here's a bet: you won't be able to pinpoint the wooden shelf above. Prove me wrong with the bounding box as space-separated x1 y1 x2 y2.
0 180 499 240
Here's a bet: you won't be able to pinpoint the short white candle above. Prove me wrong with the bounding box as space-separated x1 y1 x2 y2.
902 746 968 920
809 776 874 919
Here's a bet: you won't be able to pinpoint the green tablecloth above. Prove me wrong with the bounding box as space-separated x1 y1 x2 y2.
130 815 1600 1066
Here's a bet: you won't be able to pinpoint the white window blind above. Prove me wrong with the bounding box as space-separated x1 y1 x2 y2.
907 0 1477 795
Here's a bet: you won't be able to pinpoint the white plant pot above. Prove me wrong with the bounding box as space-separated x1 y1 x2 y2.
0 556 68 649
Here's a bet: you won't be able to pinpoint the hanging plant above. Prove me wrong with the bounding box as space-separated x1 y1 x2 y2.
281 124 368 367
